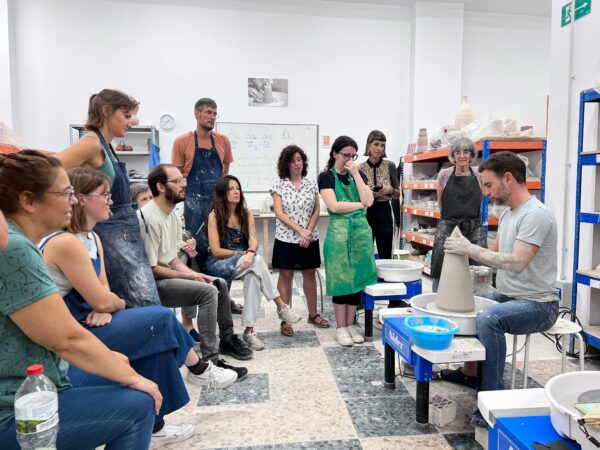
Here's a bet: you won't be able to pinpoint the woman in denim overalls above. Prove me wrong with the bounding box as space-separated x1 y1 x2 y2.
57 89 159 307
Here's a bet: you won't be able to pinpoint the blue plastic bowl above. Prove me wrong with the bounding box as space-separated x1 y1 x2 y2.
404 315 460 350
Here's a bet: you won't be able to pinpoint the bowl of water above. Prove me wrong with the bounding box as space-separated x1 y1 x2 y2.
404 315 460 350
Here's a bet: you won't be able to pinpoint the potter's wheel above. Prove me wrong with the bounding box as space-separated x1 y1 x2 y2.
410 293 496 336
376 259 423 282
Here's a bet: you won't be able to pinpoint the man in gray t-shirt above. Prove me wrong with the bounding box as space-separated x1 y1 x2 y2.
444 151 559 426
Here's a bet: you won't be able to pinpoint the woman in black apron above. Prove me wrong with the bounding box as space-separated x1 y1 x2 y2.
430 137 486 292
57 89 160 307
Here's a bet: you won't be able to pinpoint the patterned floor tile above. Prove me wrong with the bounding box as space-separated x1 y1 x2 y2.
442 432 483 450
344 395 437 437
198 373 270 406
361 435 452 450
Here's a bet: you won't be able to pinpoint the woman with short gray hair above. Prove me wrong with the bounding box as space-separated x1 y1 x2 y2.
431 137 486 293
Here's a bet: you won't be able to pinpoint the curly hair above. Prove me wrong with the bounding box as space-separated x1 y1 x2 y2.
211 175 249 243
276 145 308 179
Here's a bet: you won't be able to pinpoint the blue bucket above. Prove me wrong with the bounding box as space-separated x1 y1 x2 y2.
404 315 460 350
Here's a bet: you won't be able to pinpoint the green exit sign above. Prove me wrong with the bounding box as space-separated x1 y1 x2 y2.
562 0 592 27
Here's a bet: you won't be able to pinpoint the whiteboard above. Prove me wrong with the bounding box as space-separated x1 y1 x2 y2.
216 122 319 192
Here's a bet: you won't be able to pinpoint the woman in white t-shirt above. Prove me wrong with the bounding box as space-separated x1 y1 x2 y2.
271 145 328 336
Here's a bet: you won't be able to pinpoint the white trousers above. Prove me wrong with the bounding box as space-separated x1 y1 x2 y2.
234 254 280 327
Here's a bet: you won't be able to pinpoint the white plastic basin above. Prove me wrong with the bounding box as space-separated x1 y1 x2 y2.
376 259 423 282
545 371 600 447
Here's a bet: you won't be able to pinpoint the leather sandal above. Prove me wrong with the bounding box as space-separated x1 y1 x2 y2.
308 314 330 328
280 321 294 337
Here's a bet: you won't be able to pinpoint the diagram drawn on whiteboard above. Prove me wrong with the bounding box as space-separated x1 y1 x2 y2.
216 122 318 192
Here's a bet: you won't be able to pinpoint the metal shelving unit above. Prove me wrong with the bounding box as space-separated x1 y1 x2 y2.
400 139 546 248
571 88 600 351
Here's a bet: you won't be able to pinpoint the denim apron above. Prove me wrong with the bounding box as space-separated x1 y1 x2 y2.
184 132 223 269
323 169 377 296
91 129 160 307
206 226 247 289
431 167 486 279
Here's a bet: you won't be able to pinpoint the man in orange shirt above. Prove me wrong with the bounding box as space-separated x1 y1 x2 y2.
172 98 242 317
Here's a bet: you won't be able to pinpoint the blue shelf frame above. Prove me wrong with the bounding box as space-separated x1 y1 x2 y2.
570 88 600 352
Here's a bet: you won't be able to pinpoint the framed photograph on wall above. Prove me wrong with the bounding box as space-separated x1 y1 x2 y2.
248 78 288 107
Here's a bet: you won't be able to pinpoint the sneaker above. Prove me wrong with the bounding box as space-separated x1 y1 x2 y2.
189 328 201 342
470 409 488 428
151 423 195 449
219 334 254 360
277 304 301 323
347 325 365 344
440 368 477 390
215 358 248 382
335 327 354 347
186 360 237 389
243 331 265 351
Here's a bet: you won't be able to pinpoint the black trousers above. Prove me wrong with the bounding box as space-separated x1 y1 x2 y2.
366 201 393 259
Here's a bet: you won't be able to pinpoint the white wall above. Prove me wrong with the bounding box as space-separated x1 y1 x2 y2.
9 0 412 167
547 0 600 326
462 12 551 124
0 0 13 126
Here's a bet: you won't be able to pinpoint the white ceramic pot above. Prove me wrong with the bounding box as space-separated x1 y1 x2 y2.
455 96 474 130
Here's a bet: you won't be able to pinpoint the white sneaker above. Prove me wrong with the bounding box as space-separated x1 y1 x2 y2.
151 423 195 449
277 304 301 323
243 331 265 351
335 327 354 347
347 325 365 344
186 360 237 389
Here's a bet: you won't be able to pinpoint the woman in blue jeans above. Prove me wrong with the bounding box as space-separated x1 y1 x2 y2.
0 151 159 450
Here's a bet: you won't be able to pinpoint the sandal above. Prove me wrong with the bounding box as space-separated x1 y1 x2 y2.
280 321 294 337
308 314 330 328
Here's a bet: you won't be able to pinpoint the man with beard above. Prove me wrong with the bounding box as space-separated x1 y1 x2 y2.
138 164 252 383
172 98 243 315
444 151 559 427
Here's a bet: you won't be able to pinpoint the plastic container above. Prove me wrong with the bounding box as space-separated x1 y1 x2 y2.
14 364 59 450
404 315 459 350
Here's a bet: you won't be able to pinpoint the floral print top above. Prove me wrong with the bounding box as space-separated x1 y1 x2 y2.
270 177 320 243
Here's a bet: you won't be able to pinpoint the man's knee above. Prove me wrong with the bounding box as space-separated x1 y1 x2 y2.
195 283 219 305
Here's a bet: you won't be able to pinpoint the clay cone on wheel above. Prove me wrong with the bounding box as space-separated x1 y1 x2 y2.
435 227 475 313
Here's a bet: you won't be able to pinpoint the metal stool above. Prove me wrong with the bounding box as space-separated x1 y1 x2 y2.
510 318 586 389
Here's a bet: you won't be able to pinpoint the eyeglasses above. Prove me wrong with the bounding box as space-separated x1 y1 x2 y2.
46 188 75 201
339 152 358 161
85 192 112 202
166 178 187 186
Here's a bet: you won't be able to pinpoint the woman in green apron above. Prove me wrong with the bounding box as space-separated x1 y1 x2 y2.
318 136 377 347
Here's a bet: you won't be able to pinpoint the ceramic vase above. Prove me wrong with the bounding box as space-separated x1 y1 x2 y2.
454 96 474 130
416 128 428 153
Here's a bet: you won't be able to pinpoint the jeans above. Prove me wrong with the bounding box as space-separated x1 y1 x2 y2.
156 278 221 361
0 385 154 450
181 277 235 339
477 292 559 391
235 254 280 327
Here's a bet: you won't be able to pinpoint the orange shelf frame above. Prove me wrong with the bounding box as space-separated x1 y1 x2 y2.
401 231 435 247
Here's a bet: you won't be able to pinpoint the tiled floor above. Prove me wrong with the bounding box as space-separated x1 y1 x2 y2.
163 272 597 449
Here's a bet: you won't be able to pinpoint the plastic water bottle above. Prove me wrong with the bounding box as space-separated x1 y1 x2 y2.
14 365 59 450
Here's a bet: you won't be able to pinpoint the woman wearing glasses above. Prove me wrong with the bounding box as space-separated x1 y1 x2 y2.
57 89 159 308
0 151 160 449
318 136 377 347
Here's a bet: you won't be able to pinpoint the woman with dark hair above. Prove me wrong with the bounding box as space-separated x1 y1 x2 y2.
206 175 301 350
358 130 402 260
0 151 160 450
57 89 159 308
318 136 377 347
271 145 327 336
